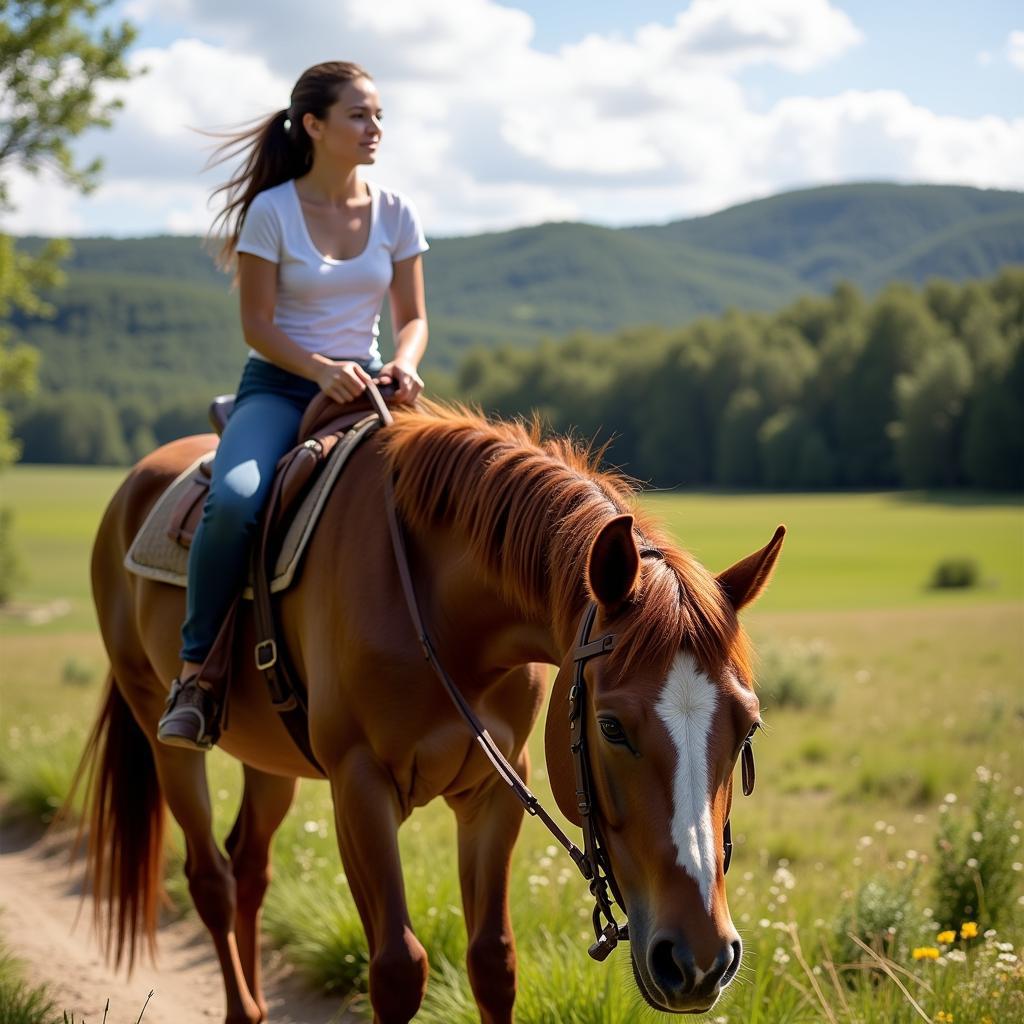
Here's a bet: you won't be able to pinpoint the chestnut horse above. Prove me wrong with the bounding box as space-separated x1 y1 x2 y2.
79 401 783 1023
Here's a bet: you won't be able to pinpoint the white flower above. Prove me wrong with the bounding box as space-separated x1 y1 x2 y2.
947 949 966 962
971 831 983 843
943 793 958 804
967 857 979 868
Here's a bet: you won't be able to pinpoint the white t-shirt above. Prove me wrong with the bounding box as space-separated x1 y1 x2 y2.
235 178 428 364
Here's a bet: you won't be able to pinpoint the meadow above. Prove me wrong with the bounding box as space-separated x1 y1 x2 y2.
2 464 1022 1023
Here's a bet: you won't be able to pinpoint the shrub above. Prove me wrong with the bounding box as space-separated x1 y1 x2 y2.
929 557 979 589
932 769 1021 929
758 639 835 711
61 658 96 686
832 872 926 968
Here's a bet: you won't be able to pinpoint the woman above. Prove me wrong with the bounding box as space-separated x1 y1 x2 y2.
158 61 429 749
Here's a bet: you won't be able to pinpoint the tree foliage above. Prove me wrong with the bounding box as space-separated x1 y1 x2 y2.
456 270 1024 491
0 0 137 598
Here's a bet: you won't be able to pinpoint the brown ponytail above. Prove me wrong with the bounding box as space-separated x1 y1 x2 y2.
202 61 372 272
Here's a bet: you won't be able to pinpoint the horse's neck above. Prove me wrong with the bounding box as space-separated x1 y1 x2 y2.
425 529 570 670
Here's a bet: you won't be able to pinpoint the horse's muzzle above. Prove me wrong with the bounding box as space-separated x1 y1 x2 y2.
635 932 742 1014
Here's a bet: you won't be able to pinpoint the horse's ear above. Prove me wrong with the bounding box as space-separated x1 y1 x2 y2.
716 525 786 611
587 514 640 609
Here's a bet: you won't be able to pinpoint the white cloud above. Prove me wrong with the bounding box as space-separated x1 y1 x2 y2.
631 0 863 73
5 1 1022 237
1 165 86 235
1008 30 1024 70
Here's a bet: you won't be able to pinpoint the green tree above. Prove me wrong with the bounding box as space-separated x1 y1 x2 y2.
962 341 1024 490
833 286 947 485
894 340 972 488
0 0 136 597
16 390 128 464
716 387 764 486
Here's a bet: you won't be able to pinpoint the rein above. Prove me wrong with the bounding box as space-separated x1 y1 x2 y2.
368 383 754 964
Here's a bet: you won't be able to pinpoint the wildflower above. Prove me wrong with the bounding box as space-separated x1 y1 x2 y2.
936 930 956 943
960 921 979 939
935 1012 954 1023
946 949 966 963
913 947 940 960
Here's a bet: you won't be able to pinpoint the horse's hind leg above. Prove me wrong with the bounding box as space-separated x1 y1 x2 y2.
224 765 298 1020
152 745 262 1024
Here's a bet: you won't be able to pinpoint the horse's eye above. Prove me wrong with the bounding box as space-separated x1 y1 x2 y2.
599 718 627 743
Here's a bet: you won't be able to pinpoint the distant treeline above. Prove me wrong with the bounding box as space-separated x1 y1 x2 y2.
456 270 1023 490
13 270 1024 490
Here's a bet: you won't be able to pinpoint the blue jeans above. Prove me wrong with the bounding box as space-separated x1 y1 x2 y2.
179 356 381 663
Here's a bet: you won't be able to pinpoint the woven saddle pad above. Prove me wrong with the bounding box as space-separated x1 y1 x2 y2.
124 415 378 597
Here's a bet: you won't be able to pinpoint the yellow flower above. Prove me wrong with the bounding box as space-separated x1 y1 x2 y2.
913 946 940 960
936 930 956 943
960 921 979 939
935 1013 954 1023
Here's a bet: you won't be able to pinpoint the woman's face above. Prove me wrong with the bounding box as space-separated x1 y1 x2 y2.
305 76 382 166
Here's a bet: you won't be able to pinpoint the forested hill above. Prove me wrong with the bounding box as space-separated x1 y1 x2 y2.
8 182 1024 487
15 182 1024 372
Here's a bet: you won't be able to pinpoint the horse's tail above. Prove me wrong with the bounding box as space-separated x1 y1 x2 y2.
66 670 166 971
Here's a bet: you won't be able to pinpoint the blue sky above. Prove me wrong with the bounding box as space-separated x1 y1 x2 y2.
515 1 1023 117
6 0 1022 237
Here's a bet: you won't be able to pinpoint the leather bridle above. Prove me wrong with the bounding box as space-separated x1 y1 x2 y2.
371 384 757 963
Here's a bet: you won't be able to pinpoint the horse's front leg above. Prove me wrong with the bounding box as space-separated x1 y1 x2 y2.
449 750 530 1024
328 747 429 1024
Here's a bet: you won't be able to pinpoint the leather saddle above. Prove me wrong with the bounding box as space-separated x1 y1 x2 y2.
167 389 395 550
170 384 399 773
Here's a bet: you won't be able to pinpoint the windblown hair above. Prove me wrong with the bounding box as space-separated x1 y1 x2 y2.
383 402 750 680
203 61 372 272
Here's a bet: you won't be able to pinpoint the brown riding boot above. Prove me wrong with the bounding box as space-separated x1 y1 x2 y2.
157 675 220 750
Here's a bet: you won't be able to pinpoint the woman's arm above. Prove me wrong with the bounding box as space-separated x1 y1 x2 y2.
379 253 428 403
238 252 371 402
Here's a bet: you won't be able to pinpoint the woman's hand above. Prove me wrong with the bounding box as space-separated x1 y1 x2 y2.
378 359 424 405
311 355 372 403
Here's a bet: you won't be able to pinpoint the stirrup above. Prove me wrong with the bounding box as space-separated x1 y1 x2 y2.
157 675 218 751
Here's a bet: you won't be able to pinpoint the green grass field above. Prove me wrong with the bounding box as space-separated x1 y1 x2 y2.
1 464 1022 1023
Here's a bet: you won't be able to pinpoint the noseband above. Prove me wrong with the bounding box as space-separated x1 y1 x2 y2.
376 387 756 963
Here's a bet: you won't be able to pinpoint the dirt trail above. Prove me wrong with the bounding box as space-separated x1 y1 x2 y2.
0 824 358 1024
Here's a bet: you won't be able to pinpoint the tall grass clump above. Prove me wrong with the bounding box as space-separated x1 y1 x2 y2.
418 934 636 1024
1 720 84 824
0 942 59 1024
757 639 835 711
933 768 1022 929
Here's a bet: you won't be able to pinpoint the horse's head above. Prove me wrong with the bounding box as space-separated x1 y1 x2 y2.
545 514 784 1014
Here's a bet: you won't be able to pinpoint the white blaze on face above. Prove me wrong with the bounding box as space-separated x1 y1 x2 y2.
654 651 719 911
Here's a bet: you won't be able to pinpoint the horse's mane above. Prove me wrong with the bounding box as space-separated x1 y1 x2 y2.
382 402 750 679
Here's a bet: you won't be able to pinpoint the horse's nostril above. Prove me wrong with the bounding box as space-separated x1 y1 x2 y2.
722 938 742 986
649 935 696 995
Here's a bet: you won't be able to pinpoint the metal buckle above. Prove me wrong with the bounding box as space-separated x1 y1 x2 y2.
254 639 278 670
